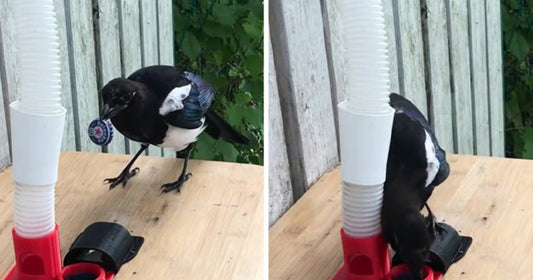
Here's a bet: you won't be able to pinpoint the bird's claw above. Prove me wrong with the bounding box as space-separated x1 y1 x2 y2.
160 173 192 193
105 167 140 189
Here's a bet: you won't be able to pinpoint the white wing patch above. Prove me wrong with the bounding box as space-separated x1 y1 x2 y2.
424 130 440 187
159 84 191 116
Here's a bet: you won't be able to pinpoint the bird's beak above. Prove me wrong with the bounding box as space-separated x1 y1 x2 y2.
100 104 114 120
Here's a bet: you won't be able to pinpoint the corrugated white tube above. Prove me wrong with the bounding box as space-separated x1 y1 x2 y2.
338 0 394 238
10 0 66 238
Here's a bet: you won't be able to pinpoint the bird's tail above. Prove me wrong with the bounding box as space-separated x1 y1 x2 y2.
205 109 249 144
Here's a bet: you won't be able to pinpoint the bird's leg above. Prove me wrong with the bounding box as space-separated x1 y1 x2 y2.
424 202 437 240
161 143 195 193
105 144 148 189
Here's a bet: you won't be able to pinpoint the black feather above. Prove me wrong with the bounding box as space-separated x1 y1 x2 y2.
204 109 249 144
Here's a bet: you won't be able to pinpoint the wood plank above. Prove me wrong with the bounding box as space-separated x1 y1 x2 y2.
320 0 344 153
94 0 127 154
468 0 490 155
157 0 176 158
485 1 504 157
118 0 143 154
447 0 474 154
270 0 338 200
54 0 77 151
424 0 454 151
0 68 10 169
268 41 293 226
383 0 400 94
270 155 533 279
65 0 100 152
395 0 428 116
0 152 263 279
140 0 162 157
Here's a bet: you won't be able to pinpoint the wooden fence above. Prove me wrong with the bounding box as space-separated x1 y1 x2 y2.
269 0 504 225
0 0 174 170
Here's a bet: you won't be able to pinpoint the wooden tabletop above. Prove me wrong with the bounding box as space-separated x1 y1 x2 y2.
270 154 533 279
0 152 263 279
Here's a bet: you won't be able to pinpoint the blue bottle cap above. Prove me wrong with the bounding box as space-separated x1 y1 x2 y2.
88 119 113 146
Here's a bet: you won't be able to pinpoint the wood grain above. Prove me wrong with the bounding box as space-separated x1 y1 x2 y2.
424 0 454 152
0 152 263 279
270 0 339 200
447 0 474 154
54 0 77 151
95 0 127 154
65 0 100 152
270 155 533 279
468 0 490 155
485 1 504 157
268 40 293 226
395 0 428 116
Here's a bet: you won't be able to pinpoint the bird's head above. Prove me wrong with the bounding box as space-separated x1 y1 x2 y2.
99 78 138 120
393 211 433 280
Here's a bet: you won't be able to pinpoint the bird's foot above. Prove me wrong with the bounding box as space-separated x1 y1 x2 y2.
105 167 140 189
160 173 192 193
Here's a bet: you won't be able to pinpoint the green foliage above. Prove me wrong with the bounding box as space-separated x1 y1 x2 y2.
502 0 533 158
173 0 263 164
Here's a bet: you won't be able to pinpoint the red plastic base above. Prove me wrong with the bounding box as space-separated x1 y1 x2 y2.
4 225 62 280
332 229 390 280
2 226 114 280
331 228 443 280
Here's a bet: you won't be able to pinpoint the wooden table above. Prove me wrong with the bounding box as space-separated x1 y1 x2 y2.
270 155 533 279
0 152 263 279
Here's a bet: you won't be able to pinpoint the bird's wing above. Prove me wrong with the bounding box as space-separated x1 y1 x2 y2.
163 72 215 129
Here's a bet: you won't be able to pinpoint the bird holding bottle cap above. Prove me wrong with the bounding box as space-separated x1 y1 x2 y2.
90 65 248 193
381 93 450 280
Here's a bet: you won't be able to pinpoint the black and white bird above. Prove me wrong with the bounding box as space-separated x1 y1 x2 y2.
381 93 450 280
99 65 248 193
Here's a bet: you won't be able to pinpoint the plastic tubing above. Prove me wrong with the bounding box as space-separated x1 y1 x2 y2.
338 0 394 238
11 0 66 238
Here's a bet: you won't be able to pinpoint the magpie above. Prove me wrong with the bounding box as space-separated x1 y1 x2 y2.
99 65 248 193
381 93 450 280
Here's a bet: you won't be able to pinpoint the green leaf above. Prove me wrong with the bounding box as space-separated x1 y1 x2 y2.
243 106 261 127
180 31 202 60
509 33 530 60
212 4 238 26
522 128 533 158
193 134 217 160
215 141 239 162
227 104 244 127
245 54 263 78
236 92 252 104
242 19 262 40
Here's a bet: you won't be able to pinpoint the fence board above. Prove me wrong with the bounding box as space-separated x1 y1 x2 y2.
119 0 143 155
0 71 10 169
447 0 474 154
469 0 490 155
270 0 338 200
65 0 100 152
95 0 127 154
140 0 163 157
54 0 77 151
269 41 293 226
486 1 504 157
157 0 176 158
395 0 428 117
424 0 454 151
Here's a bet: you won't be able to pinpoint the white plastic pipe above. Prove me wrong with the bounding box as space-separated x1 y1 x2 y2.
11 0 65 238
338 0 394 238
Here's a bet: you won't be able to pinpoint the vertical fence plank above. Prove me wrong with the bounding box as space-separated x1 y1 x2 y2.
424 0 454 151
269 41 293 226
395 0 428 117
65 0 100 152
54 0 77 151
158 0 176 158
384 0 400 94
270 0 338 200
447 0 474 154
119 0 143 155
0 70 11 169
486 1 504 157
95 0 127 154
140 0 162 157
468 0 490 155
